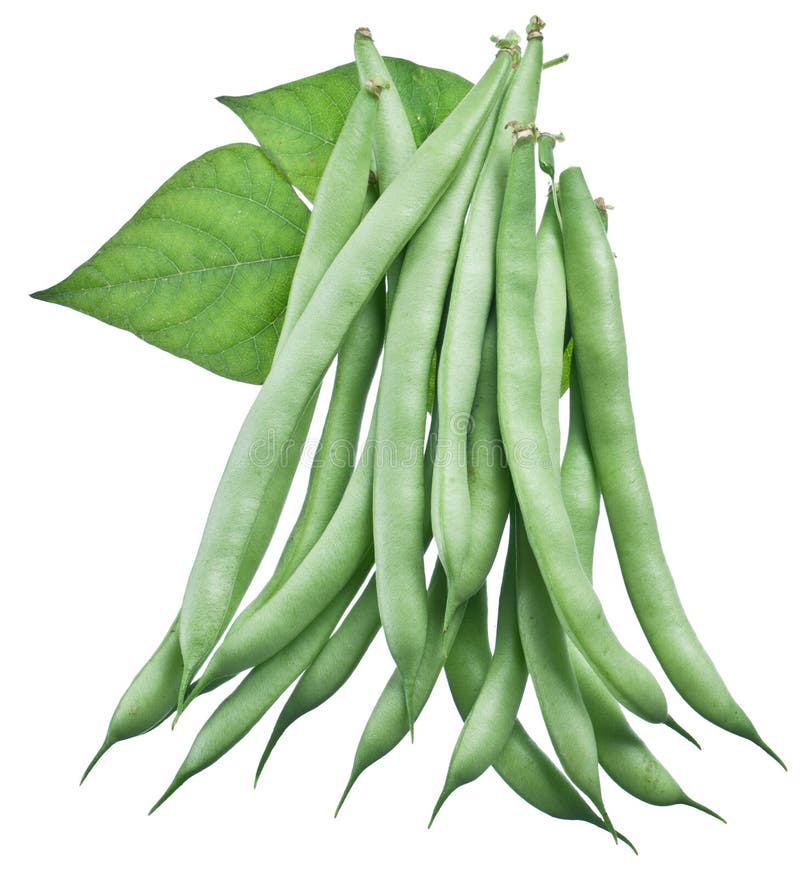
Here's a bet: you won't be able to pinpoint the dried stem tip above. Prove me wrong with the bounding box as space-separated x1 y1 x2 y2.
491 30 522 60
506 120 536 144
527 15 545 39
365 79 389 98
355 27 373 39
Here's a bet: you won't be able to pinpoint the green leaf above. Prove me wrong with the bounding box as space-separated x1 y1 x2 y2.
33 144 309 384
219 58 472 200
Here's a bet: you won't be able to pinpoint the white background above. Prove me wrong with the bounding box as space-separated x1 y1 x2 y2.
3 0 798 874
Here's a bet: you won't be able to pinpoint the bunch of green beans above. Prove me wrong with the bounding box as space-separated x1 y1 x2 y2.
81 17 784 846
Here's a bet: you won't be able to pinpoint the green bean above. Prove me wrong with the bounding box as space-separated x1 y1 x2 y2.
561 376 721 817
175 82 384 712
429 512 527 826
432 21 541 594
81 393 315 775
150 570 367 813
515 502 615 838
558 166 783 764
442 309 512 629
187 442 376 699
534 190 567 463
371 93 505 725
444 585 634 851
354 27 416 319
336 560 460 814
495 129 667 724
561 370 699 747
354 27 416 193
257 400 441 778
336 308 508 808
571 647 723 820
255 577 381 784
80 614 183 782
264 188 384 591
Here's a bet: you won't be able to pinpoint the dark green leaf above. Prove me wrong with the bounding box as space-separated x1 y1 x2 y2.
219 58 472 200
33 144 309 384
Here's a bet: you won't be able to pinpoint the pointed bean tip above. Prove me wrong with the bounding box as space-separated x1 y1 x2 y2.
751 732 787 770
403 683 416 742
617 832 638 856
148 778 180 816
428 789 449 829
334 774 357 817
80 738 112 785
686 798 726 824
254 737 277 788
665 715 702 750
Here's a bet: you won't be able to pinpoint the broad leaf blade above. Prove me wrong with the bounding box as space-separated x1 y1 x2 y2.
219 58 471 200
33 144 308 384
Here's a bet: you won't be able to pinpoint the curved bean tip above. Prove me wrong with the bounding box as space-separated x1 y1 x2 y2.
754 736 787 771
427 788 449 828
617 832 639 856
442 594 460 641
664 715 702 750
600 805 619 845
685 797 726 824
254 735 280 787
80 738 112 785
404 682 416 743
334 773 358 817
148 777 181 815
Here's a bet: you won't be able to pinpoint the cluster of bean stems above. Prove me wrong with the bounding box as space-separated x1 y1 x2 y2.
82 19 782 843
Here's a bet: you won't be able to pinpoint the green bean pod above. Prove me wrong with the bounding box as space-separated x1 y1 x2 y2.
258 407 440 779
562 372 698 749
187 444 376 699
81 394 315 774
263 187 385 592
336 560 464 814
515 504 614 836
336 310 510 809
534 191 567 463
176 82 383 710
372 84 503 727
561 381 721 817
444 586 633 850
150 572 367 813
496 130 667 724
354 27 416 193
432 24 541 592
571 646 722 819
353 27 416 317
80 615 183 782
429 517 528 826
558 166 782 764
443 309 512 629
256 578 381 784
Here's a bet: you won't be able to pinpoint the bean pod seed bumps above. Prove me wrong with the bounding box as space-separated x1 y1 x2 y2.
37 15 785 850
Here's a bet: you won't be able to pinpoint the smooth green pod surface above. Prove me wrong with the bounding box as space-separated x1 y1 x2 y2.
558 166 781 763
496 133 667 724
